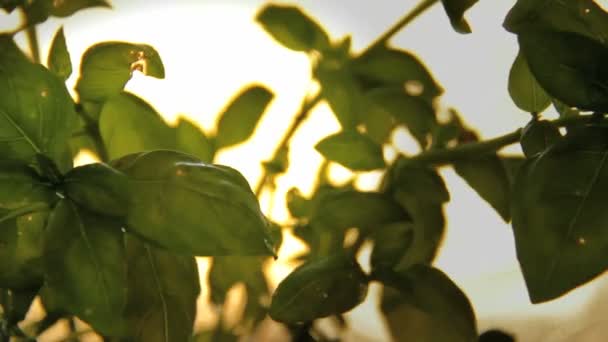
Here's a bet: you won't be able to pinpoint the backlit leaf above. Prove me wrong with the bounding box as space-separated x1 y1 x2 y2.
440 0 480 34
175 118 214 163
508 51 550 113
47 27 72 81
315 131 385 171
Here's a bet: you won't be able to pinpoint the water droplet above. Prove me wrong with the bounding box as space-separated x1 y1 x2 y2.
26 215 33 222
40 89 48 98
584 8 591 14
120 227 127 233
322 293 328 299
404 80 424 96
175 168 185 176
577 237 587 245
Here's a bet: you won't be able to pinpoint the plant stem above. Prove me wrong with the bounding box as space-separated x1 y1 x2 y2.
19 10 40 63
406 115 594 166
254 0 439 195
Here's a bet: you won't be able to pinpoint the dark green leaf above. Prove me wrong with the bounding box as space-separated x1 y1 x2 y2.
370 221 414 272
454 155 511 222
0 209 47 289
508 51 550 113
1 0 24 13
0 35 77 170
479 329 515 342
388 161 450 204
512 126 608 302
552 98 580 119
0 160 54 210
316 67 362 129
518 30 608 112
500 156 525 185
315 131 385 171
286 187 312 219
47 27 72 81
48 0 110 17
520 120 561 158
269 253 368 324
256 4 330 52
504 0 608 43
352 46 443 101
63 162 129 217
21 0 51 25
311 189 409 233
365 87 437 148
379 265 477 342
113 150 275 256
123 236 199 342
209 256 267 305
99 92 174 159
0 287 38 326
215 85 273 149
43 200 126 335
175 118 214 163
440 0 479 34
75 41 164 104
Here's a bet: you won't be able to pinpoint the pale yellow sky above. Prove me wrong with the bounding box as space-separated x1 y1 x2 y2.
6 1 608 340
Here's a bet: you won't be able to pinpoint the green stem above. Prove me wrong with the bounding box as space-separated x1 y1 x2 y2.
254 0 438 195
406 115 594 166
19 10 40 63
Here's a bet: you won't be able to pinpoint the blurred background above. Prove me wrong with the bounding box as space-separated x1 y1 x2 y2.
4 0 608 340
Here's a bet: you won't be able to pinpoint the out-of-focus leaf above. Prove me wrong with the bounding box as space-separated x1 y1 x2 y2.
48 0 110 17
75 41 164 105
215 85 273 149
479 329 515 342
512 126 608 303
520 120 561 158
370 221 414 272
208 256 267 305
193 328 239 342
99 92 174 159
440 0 480 34
43 200 126 336
0 287 38 326
351 46 443 102
175 118 214 163
113 150 275 256
315 131 385 171
1 0 25 13
379 265 477 341
269 253 368 324
0 35 77 171
263 146 289 175
256 4 330 52
454 155 512 222
508 51 550 113
123 236 200 342
552 98 580 119
286 187 312 219
316 66 362 129
63 162 129 217
518 30 608 112
47 27 72 81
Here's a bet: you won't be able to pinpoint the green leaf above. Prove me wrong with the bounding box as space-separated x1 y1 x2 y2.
508 51 550 113
0 160 54 210
269 253 368 324
0 287 38 326
500 156 525 185
0 209 47 289
43 200 126 335
504 0 608 43
440 0 479 34
479 329 515 342
209 256 267 305
311 189 409 233
360 98 396 145
256 4 330 52
262 146 289 175
454 155 511 222
365 87 437 148
0 35 78 170
113 150 275 256
47 27 72 81
315 131 385 171
379 265 477 342
316 67 362 129
63 162 129 217
1 0 25 13
215 85 274 149
352 46 443 101
99 92 174 159
286 187 312 219
388 161 450 204
75 41 164 104
520 120 561 158
48 0 110 17
552 98 580 119
518 30 608 112
175 118 214 163
370 221 414 272
512 126 608 302
123 236 199 342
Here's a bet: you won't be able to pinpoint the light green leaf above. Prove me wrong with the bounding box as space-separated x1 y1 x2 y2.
43 200 126 336
175 118 214 163
316 67 362 129
113 150 275 256
379 265 477 342
454 155 511 222
256 4 330 52
512 126 608 303
269 253 368 324
75 41 164 105
123 236 199 342
215 85 273 149
0 35 77 170
315 131 385 171
508 51 550 114
63 162 129 217
99 92 174 159
440 0 480 34
518 30 608 112
47 27 72 81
